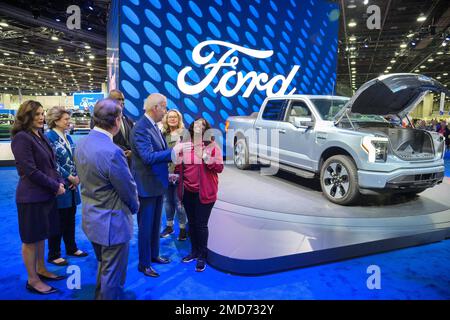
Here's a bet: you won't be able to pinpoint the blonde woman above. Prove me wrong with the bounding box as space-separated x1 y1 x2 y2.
46 107 87 266
160 109 188 240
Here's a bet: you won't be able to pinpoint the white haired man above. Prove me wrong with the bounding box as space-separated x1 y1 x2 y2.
130 93 173 277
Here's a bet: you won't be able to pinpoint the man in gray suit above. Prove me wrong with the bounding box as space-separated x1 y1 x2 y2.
75 98 139 300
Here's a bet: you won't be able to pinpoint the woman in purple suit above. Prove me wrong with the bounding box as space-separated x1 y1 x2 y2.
11 101 66 295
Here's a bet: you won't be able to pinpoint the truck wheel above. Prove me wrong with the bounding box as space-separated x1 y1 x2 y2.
320 155 360 205
234 139 250 170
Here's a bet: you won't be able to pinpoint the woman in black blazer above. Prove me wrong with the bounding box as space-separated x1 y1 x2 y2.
11 100 66 295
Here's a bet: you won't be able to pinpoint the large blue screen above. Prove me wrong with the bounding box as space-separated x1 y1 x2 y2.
111 0 340 131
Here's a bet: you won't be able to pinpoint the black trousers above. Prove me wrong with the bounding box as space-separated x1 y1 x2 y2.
182 190 215 259
48 205 78 260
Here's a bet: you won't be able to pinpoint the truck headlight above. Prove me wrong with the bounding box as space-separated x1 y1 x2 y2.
362 136 389 163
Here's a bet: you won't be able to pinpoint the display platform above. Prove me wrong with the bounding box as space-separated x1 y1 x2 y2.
207 165 450 275
0 141 14 166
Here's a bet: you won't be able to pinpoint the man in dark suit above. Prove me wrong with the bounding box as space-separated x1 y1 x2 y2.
130 93 172 277
90 89 134 163
75 99 139 299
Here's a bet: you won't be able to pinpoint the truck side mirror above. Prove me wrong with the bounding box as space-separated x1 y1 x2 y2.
294 117 314 128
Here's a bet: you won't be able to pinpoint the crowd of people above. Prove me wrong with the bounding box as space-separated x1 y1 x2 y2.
10 89 224 299
413 118 450 146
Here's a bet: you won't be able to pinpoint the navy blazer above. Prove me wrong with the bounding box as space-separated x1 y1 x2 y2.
11 130 63 203
130 115 172 197
46 129 81 209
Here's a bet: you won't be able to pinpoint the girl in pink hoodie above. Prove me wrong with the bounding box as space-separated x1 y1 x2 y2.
174 118 223 272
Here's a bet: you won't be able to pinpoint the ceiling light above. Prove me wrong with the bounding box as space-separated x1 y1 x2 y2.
407 33 414 38
437 76 442 79
56 18 61 22
87 27 92 31
437 51 444 55
384 70 389 73
390 59 396 63
427 58 434 62
28 50 35 55
420 65 426 69
0 22 9 27
414 69 420 72
349 35 356 42
444 73 449 76
442 42 448 47
387 66 392 70
51 36 59 41
80 58 84 62
3 52 10 56
347 4 357 9
349 46 356 51
350 61 356 65
348 20 357 27
400 43 407 48
57 47 64 52
417 14 426 22
87 62 92 66
89 55 95 59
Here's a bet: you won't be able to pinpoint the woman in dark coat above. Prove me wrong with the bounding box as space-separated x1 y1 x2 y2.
11 100 66 295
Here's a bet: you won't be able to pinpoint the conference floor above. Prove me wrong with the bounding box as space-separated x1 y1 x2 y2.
0 146 449 299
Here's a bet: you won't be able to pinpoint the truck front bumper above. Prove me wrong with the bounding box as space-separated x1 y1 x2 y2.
358 165 445 190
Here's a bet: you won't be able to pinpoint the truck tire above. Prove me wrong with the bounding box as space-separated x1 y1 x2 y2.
234 139 250 170
320 155 360 205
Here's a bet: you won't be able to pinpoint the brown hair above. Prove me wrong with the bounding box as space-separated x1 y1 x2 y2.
188 117 213 145
11 100 43 137
46 106 70 129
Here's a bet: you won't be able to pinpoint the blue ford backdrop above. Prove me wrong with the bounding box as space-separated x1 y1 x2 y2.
108 0 340 132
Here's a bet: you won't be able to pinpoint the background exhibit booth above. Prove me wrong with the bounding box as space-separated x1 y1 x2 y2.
108 0 449 275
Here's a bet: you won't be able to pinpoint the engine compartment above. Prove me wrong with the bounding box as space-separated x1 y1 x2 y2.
358 126 435 161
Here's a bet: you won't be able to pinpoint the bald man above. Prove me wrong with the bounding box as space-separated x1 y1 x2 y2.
130 93 172 277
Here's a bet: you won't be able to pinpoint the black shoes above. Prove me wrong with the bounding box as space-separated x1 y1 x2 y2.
47 258 68 266
67 250 88 258
178 228 187 241
160 226 174 238
26 282 58 295
138 265 160 277
151 256 170 264
195 259 206 272
37 273 67 281
182 253 197 263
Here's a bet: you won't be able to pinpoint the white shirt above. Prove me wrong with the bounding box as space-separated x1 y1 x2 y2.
53 128 72 154
93 126 113 141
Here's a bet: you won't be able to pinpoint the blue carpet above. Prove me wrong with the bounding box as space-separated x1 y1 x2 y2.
0 138 449 299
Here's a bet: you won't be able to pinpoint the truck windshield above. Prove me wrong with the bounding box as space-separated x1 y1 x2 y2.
310 98 350 120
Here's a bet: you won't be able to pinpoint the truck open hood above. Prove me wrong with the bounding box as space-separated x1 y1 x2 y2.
340 74 450 118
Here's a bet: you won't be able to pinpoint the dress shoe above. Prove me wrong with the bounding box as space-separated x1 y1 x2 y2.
151 256 170 264
182 253 197 263
138 265 159 277
177 228 187 241
67 250 88 258
47 257 68 266
160 226 174 238
26 282 58 295
38 273 67 281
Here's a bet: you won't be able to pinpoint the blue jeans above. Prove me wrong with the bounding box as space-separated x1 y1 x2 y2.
163 183 187 227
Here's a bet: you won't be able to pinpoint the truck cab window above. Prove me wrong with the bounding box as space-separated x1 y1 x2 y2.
262 99 286 121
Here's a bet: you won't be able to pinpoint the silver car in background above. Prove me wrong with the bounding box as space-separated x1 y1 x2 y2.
226 74 449 205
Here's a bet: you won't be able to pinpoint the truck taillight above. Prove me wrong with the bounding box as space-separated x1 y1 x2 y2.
225 120 229 133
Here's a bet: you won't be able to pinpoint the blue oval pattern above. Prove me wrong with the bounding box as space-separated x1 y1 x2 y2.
209 6 222 22
143 81 158 95
166 30 182 49
187 17 202 35
122 6 140 25
247 18 258 32
165 81 180 99
184 98 198 113
165 47 181 67
164 64 179 82
121 24 140 44
145 9 161 28
121 42 141 63
122 80 140 99
189 1 203 17
144 45 161 64
144 27 161 47
228 12 240 27
143 63 161 82
166 13 182 31
121 61 141 81
168 0 182 13
208 22 221 38
124 99 139 117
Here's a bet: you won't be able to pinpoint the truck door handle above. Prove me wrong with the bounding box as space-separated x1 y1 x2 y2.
278 129 286 134
255 126 262 130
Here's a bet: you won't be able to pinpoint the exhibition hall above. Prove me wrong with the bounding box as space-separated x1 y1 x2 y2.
0 0 449 302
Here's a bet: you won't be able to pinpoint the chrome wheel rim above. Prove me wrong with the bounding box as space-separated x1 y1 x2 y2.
322 162 350 199
234 142 245 167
